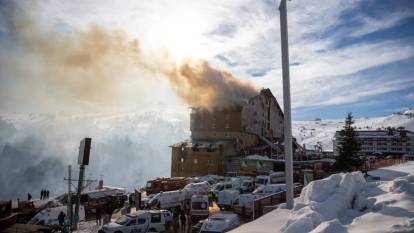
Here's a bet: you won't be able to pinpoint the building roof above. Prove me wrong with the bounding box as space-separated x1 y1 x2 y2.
334 130 414 138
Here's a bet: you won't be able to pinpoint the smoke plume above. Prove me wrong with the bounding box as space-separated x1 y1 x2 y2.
1 11 258 112
165 60 258 109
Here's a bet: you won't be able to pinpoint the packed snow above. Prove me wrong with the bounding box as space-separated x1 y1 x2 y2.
231 161 414 233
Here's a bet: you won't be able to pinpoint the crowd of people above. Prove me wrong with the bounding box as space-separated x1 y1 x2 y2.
40 189 50 199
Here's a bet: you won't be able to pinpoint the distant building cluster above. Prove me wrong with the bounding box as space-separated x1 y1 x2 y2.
333 129 414 157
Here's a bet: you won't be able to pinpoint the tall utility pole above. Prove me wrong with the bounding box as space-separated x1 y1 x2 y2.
279 0 294 209
73 138 92 230
67 165 72 232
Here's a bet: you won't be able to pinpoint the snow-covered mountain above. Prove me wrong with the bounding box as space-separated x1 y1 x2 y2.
1 108 413 199
293 109 414 151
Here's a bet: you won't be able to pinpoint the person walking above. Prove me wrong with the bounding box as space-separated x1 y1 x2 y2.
28 193 32 201
180 209 186 233
46 190 49 199
40 190 43 200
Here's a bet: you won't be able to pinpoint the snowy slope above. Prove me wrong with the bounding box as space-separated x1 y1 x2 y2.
293 110 414 151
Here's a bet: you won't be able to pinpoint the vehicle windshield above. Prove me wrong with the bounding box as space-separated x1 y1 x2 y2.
115 216 131 225
256 178 267 185
146 182 153 188
213 184 223 191
242 181 250 186
192 202 208 210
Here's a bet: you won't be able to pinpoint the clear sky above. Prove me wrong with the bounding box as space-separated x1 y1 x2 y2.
0 0 413 120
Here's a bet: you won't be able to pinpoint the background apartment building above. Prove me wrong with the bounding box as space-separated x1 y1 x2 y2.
333 129 414 157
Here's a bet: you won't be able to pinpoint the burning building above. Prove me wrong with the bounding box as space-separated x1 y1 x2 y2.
170 88 286 177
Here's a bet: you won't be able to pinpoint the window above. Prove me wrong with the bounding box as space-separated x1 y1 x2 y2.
127 220 136 226
151 213 162 223
192 202 208 210
137 218 146 225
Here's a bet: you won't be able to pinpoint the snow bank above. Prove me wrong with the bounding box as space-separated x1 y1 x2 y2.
280 172 366 232
231 165 414 233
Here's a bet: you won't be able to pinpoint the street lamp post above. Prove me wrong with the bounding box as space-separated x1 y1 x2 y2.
279 0 294 209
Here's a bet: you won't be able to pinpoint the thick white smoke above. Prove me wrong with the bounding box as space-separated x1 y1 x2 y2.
0 111 189 199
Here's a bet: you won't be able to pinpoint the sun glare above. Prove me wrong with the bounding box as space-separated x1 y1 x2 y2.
147 7 211 62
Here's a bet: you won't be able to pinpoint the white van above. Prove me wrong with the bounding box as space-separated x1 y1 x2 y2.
240 180 254 193
148 190 186 209
254 175 270 188
99 210 172 233
217 190 240 210
269 172 285 184
252 184 286 195
183 181 210 199
190 195 209 223
255 172 285 189
29 205 85 226
199 212 240 233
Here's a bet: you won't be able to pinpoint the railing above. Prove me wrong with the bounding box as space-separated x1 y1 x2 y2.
358 159 404 171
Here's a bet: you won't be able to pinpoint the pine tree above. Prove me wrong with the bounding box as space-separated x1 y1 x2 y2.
334 113 362 172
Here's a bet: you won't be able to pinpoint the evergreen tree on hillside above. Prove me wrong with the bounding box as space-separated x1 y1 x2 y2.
334 113 362 172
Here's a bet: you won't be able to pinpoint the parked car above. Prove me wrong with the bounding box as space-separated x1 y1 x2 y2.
99 210 172 233
199 212 240 233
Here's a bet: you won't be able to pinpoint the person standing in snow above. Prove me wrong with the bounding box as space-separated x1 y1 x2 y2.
58 211 66 226
46 190 49 199
28 193 32 201
96 206 102 225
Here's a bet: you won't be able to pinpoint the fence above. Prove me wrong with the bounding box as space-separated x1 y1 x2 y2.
360 159 404 171
252 184 302 220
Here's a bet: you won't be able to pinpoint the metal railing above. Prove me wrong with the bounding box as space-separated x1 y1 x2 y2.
252 184 302 220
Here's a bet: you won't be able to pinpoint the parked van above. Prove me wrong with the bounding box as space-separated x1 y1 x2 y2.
211 181 239 196
29 205 85 226
99 210 172 233
252 184 286 195
147 190 186 209
255 172 285 189
217 190 239 210
269 172 285 184
190 195 209 223
240 180 255 193
254 175 270 188
183 181 210 199
199 212 240 233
